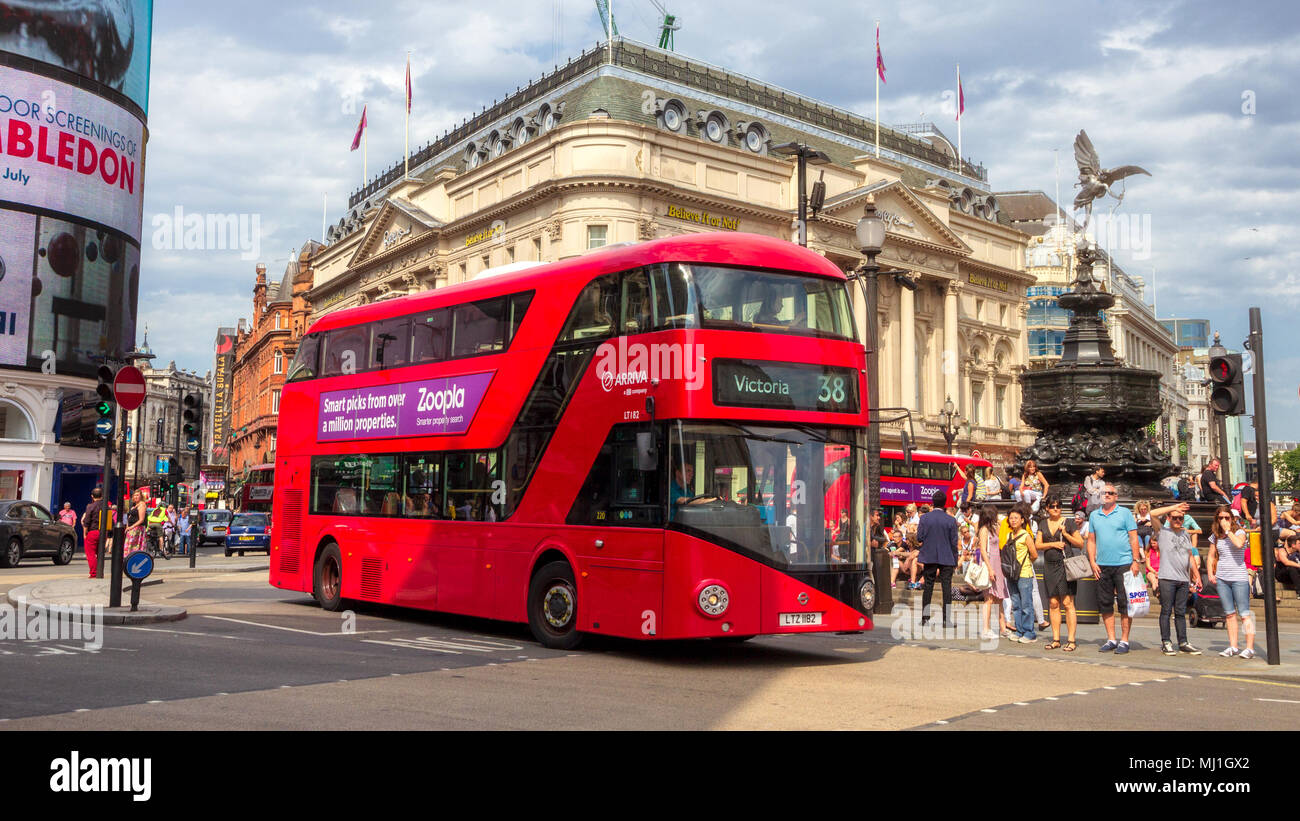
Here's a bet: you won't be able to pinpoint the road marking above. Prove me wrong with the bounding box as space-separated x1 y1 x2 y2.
363 636 524 654
1045 696 1058 701
935 720 949 725
202 615 392 636
980 709 997 713
147 700 162 704
1255 698 1300 704
116 626 255 640
1014 701 1029 706
1202 675 1300 689
1073 691 1089 695
1128 682 1144 686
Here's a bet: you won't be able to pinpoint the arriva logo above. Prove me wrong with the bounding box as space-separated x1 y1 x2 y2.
594 338 705 392
416 385 466 412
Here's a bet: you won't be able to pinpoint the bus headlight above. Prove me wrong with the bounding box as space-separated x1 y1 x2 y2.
697 584 729 617
859 578 875 612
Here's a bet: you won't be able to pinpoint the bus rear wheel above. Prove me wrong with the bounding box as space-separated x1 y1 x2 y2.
528 560 583 650
314 543 344 612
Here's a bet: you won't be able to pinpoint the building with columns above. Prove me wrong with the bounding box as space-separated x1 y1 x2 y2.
123 357 212 493
305 39 1035 461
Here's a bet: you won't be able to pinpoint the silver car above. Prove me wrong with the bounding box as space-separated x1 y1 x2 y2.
197 509 233 545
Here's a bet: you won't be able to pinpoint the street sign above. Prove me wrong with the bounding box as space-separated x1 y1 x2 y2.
95 418 114 436
186 436 199 452
156 456 169 474
113 366 146 412
125 551 154 581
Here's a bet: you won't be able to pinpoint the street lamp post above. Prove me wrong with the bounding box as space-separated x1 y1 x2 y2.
850 195 918 529
939 396 962 454
771 142 830 247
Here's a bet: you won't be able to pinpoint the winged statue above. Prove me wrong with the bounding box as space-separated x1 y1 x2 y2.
1073 129 1150 232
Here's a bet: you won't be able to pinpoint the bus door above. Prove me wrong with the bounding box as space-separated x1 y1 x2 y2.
565 425 664 639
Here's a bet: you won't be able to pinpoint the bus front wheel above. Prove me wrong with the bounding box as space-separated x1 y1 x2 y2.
314 543 344 612
528 560 583 650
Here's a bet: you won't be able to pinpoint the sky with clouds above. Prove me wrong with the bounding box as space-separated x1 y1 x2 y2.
137 0 1300 439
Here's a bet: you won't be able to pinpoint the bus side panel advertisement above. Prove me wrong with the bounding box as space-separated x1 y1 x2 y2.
317 371 494 442
880 479 952 505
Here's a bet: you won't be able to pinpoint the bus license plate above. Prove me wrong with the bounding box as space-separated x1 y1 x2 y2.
779 612 822 627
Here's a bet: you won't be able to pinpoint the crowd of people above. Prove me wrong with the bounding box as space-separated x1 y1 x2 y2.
57 489 198 578
882 459 1300 659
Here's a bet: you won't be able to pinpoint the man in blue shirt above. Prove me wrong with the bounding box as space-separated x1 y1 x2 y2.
916 490 960 629
1087 483 1141 653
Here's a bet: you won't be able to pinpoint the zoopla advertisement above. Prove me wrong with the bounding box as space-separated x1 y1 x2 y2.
317 372 494 442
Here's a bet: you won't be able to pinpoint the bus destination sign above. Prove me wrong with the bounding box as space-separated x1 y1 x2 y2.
318 372 494 441
712 360 860 413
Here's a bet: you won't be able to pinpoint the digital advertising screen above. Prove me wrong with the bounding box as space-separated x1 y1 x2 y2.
0 0 153 115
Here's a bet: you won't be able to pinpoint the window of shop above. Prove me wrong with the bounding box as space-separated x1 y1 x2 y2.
0 400 35 441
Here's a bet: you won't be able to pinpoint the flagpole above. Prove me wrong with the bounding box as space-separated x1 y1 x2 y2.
956 63 962 175
874 20 880 159
405 51 411 180
364 126 368 186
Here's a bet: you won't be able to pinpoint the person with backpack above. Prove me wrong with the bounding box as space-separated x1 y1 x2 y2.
147 501 170 559
1083 466 1107 512
1004 502 1039 643
81 488 105 579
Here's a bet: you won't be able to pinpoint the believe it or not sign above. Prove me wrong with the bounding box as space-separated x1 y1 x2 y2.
968 272 1011 293
464 223 504 248
155 456 169 474
666 204 738 231
317 372 494 442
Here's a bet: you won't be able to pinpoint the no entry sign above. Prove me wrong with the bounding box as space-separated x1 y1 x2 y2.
114 365 146 412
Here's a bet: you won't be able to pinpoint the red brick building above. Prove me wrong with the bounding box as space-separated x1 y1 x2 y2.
228 244 317 480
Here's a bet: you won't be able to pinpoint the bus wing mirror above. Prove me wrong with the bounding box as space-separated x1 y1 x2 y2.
636 431 658 472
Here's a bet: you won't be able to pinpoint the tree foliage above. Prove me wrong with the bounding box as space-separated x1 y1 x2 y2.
1270 447 1300 490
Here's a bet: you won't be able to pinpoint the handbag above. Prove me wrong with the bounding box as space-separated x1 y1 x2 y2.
1064 547 1092 582
963 548 991 590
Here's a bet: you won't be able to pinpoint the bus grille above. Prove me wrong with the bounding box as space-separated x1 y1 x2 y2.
360 557 384 599
278 489 304 576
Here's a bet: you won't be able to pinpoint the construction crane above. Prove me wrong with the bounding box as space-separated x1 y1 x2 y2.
594 0 618 37
593 0 679 51
647 0 680 50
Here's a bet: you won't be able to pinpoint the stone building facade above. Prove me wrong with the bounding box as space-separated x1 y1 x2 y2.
227 247 316 479
305 41 1034 461
123 360 212 494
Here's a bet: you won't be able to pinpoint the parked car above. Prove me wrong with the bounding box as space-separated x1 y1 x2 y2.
0 500 77 567
224 512 271 557
198 509 233 545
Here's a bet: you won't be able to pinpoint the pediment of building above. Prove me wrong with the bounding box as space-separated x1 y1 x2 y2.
821 179 972 257
348 197 443 269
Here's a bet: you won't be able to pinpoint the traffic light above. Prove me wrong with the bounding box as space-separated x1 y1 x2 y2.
94 364 116 436
1208 353 1246 415
183 392 203 437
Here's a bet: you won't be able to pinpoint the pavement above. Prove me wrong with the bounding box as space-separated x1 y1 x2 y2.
4 558 268 625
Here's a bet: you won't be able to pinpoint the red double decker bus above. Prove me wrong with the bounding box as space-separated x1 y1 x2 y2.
269 233 875 647
878 450 994 518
